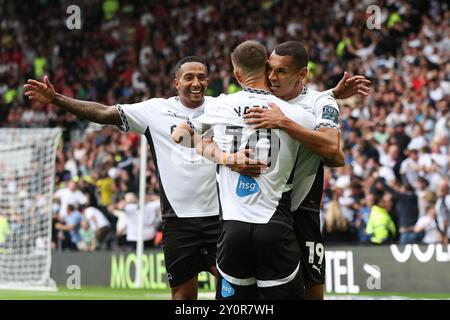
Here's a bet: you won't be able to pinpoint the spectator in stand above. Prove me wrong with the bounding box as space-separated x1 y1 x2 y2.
145 193 162 247
54 204 82 251
407 124 428 151
355 192 374 243
392 122 411 156
366 192 396 245
122 192 160 250
416 176 430 217
376 177 419 244
54 180 87 220
78 219 97 252
80 203 113 250
77 175 100 208
107 198 128 250
322 195 353 243
436 178 450 244
95 168 116 208
414 205 443 244
399 148 421 187
433 102 450 144
373 122 389 145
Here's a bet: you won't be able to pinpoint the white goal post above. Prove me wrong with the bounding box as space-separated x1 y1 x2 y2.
0 128 61 291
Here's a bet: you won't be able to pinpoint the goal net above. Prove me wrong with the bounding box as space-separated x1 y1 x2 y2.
0 128 61 291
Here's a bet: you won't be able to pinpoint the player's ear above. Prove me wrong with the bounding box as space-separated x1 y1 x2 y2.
298 67 308 81
233 69 243 86
173 78 179 89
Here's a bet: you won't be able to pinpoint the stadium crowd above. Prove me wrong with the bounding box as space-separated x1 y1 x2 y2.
0 0 449 250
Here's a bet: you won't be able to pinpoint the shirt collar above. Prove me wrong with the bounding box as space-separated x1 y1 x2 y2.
301 86 308 96
243 87 272 95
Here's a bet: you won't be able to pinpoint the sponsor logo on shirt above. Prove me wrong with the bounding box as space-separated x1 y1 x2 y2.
236 175 260 197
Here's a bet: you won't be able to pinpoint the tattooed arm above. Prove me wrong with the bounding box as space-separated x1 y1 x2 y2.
24 76 121 125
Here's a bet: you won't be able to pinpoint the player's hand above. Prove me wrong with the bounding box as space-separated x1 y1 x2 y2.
24 76 56 104
244 103 286 129
225 149 267 177
333 72 371 99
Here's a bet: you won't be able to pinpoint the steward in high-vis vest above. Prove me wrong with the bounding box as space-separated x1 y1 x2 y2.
366 192 396 244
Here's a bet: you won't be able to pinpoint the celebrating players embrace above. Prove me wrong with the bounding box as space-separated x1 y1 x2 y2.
25 40 369 300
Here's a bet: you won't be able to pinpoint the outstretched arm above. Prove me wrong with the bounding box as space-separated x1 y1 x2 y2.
24 76 121 125
329 72 371 99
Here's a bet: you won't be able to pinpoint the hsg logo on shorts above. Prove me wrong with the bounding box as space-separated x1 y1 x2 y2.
221 279 235 298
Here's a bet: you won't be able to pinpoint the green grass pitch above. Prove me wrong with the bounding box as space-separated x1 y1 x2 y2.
0 287 449 300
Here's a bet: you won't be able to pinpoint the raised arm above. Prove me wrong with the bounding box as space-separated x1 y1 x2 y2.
329 72 371 99
24 76 121 125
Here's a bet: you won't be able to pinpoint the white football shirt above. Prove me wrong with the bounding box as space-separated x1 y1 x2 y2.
188 87 316 224
289 87 340 211
116 97 219 218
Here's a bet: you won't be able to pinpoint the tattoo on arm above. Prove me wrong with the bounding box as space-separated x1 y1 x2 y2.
53 93 121 125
